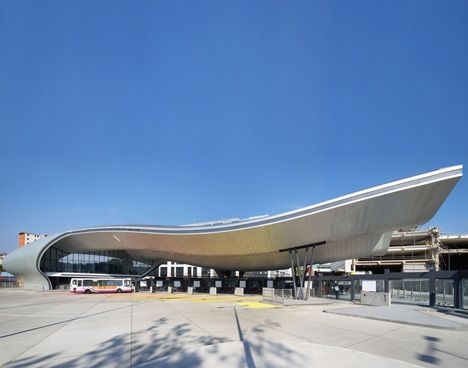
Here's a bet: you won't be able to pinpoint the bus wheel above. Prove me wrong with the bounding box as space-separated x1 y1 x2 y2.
84 289 91 294
116 288 122 293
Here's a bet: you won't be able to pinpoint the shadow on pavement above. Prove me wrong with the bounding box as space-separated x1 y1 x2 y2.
5 316 231 368
5 310 307 368
416 335 441 365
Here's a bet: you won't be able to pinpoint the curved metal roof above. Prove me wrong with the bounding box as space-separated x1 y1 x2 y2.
4 165 463 290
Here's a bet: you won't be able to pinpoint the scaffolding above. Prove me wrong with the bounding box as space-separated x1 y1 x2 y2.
352 228 468 273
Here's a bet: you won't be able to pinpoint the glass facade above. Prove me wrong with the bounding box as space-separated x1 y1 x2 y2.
40 246 153 275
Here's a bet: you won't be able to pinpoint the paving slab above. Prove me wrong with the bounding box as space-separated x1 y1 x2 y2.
323 304 468 330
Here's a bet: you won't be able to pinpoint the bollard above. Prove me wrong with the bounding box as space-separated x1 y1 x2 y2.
234 287 244 296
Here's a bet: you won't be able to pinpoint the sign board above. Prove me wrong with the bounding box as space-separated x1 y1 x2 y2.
239 280 246 288
174 281 181 288
267 280 274 288
156 280 163 287
193 280 200 288
362 280 376 292
215 280 222 288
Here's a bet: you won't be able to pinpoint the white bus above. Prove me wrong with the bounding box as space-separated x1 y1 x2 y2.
70 278 133 294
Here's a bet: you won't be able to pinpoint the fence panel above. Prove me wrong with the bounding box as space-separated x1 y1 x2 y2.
435 279 454 307
390 279 429 306
463 279 468 310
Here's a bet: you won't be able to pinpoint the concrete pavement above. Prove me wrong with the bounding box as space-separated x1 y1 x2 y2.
324 304 468 330
1 289 467 367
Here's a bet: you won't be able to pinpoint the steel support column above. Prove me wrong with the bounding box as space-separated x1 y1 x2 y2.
384 269 390 293
429 267 436 307
288 250 298 298
280 241 326 300
305 247 314 300
454 271 463 309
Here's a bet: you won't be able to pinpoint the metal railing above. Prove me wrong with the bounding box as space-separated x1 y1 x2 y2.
273 288 294 300
310 269 468 309
262 288 295 302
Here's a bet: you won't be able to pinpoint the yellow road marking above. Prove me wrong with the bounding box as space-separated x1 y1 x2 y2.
103 293 265 303
235 302 277 309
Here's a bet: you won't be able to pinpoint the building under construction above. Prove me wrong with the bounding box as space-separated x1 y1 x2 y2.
353 228 468 273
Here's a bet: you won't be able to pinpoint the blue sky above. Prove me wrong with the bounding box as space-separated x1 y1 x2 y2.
1 1 467 253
